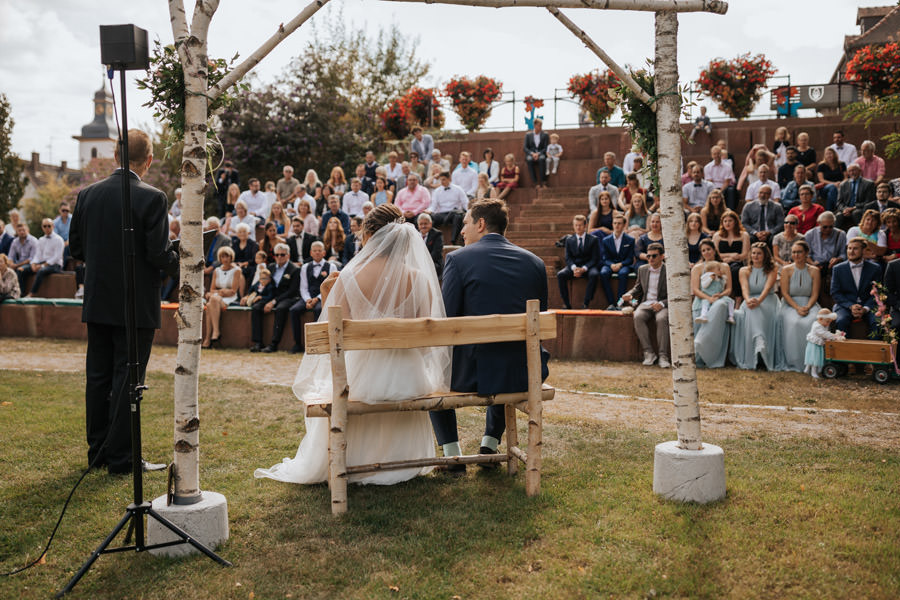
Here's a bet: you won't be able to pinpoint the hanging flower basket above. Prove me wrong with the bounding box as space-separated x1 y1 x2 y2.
696 53 776 120
567 70 620 126
381 98 411 140
443 75 503 132
524 95 544 113
846 43 900 99
404 86 444 129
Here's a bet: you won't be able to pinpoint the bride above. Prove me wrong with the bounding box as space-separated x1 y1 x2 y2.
255 204 450 485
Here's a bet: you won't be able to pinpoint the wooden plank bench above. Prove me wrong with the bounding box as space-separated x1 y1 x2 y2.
304 299 557 514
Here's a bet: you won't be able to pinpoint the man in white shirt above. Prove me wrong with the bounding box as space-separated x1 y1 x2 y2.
428 172 469 245
622 146 643 175
589 170 620 212
341 178 368 216
681 165 714 213
238 178 268 224
828 130 858 167
431 149 450 172
621 243 669 367
451 151 479 198
24 218 65 297
291 183 316 216
288 241 333 353
703 145 735 190
745 164 782 202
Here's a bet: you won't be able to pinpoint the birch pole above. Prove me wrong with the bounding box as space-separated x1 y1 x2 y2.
169 0 218 504
653 10 701 450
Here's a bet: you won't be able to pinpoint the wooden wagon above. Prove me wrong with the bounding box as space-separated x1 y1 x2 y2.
823 339 899 384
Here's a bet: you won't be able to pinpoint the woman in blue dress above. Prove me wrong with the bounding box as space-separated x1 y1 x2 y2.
729 242 780 370
775 239 821 372
691 239 733 368
371 176 393 207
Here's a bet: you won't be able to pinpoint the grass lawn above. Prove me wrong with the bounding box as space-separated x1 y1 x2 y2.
1 370 898 600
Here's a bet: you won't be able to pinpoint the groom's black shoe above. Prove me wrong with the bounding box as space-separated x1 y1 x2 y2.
478 446 499 469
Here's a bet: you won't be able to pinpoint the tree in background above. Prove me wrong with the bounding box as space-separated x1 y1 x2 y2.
0 93 26 219
847 94 900 159
22 177 73 231
218 19 429 181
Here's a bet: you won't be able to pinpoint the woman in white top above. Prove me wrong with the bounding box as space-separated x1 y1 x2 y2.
202 246 243 349
478 147 500 185
227 201 258 241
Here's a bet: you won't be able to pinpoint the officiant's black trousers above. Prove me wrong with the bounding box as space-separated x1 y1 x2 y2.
85 323 154 471
430 406 505 446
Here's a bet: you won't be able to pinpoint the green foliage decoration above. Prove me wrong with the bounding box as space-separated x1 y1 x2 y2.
0 93 26 219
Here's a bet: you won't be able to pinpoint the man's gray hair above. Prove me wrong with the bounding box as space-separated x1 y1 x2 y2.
417 213 432 223
861 139 876 151
818 211 836 224
407 172 420 182
310 240 325 250
274 242 290 254
206 216 221 229
235 222 251 234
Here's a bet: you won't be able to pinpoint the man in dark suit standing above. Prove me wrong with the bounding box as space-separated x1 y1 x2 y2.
598 213 636 309
252 242 301 352
830 237 879 336
523 117 550 188
835 163 875 231
855 182 900 222
884 258 900 336
287 216 317 264
417 213 444 277
342 216 364 266
430 199 549 471
69 129 177 474
214 160 240 218
556 214 600 309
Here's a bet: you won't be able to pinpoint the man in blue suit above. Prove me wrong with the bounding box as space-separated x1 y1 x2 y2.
830 237 879 336
431 199 550 472
557 214 601 309
599 214 635 309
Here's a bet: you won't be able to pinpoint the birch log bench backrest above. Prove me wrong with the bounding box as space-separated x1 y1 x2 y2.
304 299 557 515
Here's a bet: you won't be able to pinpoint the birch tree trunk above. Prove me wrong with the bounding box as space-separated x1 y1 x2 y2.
170 0 218 503
654 10 702 450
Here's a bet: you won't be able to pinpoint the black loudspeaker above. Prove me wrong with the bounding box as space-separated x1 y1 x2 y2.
99 24 149 71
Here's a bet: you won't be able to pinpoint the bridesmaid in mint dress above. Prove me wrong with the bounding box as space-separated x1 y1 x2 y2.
691 239 733 368
730 242 780 370
775 239 821 371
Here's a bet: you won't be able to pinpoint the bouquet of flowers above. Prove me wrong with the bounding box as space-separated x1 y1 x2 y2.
443 75 503 132
871 282 899 374
696 53 776 120
846 43 900 99
567 70 620 126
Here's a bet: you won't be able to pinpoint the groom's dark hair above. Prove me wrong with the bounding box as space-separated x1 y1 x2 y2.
469 199 508 235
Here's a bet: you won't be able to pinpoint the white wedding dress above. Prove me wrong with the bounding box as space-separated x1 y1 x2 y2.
254 222 450 485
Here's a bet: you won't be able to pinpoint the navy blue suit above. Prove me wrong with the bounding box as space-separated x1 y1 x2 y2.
557 233 601 308
430 233 550 446
830 259 879 335
599 232 635 305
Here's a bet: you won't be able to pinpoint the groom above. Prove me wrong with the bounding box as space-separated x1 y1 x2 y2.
430 198 550 472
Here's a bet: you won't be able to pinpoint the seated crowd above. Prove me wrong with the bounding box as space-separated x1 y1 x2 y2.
559 127 900 371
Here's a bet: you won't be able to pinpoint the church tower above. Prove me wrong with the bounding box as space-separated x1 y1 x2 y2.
72 85 117 167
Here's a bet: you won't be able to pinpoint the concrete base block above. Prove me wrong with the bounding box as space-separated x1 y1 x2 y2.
653 441 726 504
147 491 229 557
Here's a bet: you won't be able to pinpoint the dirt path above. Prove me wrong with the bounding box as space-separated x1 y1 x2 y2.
3 339 899 449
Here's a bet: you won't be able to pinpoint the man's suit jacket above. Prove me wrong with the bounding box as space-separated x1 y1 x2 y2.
287 231 317 264
266 261 301 304
836 177 876 212
422 228 444 277
206 232 233 266
830 259 880 311
627 263 668 307
441 233 549 395
70 169 177 329
523 131 550 157
564 234 600 270
884 259 900 324
410 134 434 164
854 199 900 222
342 233 362 266
601 233 635 268
740 200 784 236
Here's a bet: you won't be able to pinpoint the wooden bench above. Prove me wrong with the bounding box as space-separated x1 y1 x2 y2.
303 299 557 514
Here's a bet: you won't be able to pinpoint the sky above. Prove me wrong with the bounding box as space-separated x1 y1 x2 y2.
0 0 890 168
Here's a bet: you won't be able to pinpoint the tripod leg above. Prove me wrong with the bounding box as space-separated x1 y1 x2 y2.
146 509 232 567
55 511 134 598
